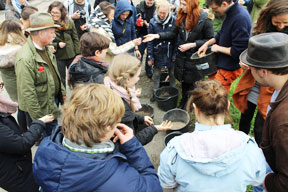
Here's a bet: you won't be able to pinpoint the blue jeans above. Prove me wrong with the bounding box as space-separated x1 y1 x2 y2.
253 162 273 192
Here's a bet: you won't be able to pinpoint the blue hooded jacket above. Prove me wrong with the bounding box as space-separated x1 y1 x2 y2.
33 126 163 192
158 123 267 192
112 0 137 47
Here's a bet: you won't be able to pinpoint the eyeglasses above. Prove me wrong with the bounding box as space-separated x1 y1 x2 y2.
0 82 4 89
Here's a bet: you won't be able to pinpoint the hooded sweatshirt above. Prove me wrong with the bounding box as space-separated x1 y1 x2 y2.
112 0 136 46
158 123 267 192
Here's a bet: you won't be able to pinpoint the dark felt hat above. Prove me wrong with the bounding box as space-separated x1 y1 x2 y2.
240 32 288 68
26 12 60 32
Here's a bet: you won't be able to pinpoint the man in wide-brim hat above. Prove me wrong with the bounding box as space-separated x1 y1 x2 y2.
240 32 288 192
15 12 66 137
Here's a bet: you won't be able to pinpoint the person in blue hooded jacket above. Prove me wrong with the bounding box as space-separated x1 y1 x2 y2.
33 83 163 192
158 80 267 192
112 0 141 58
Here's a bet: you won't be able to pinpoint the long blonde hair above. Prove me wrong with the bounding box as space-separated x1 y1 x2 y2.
106 54 141 111
0 19 26 46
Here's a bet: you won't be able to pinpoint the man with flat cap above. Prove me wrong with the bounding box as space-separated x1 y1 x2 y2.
240 32 288 192
15 12 66 137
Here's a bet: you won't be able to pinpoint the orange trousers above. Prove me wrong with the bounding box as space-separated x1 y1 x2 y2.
209 68 243 93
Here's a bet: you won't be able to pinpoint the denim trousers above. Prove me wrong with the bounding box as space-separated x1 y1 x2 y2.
152 66 176 92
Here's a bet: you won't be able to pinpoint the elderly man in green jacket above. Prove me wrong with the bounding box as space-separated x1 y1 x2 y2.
15 12 66 136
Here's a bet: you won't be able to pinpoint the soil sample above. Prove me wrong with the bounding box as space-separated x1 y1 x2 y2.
159 92 170 98
135 111 151 116
171 121 186 130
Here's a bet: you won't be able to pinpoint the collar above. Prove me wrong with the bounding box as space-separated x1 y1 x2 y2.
194 122 232 131
269 79 288 111
62 136 115 154
225 1 237 16
32 41 44 50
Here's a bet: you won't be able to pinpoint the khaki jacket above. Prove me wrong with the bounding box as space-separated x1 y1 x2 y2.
15 37 66 120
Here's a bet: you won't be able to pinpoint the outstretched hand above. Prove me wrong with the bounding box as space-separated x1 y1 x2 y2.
155 120 173 131
143 34 160 43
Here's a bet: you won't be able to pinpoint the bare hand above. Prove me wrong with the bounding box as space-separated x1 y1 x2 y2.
135 50 141 59
144 116 154 126
136 88 142 97
80 24 88 31
143 20 149 28
148 60 154 66
198 42 209 56
72 11 80 19
39 114 54 124
178 43 196 52
59 42 66 48
143 34 160 42
132 38 142 46
49 45 56 53
238 0 245 5
211 44 220 52
239 61 249 70
155 120 173 131
113 123 134 144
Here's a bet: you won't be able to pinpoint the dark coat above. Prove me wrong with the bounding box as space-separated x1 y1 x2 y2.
136 0 156 37
112 0 137 46
261 80 288 192
158 10 214 83
121 99 158 145
214 2 251 71
0 113 45 192
69 57 108 87
33 126 163 192
147 13 177 68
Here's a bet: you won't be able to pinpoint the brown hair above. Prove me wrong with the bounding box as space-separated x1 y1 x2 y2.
62 84 125 147
186 80 230 120
48 1 67 21
80 32 110 56
176 0 201 32
21 6 38 20
99 1 115 18
107 54 141 111
206 0 232 6
253 0 288 35
0 19 26 46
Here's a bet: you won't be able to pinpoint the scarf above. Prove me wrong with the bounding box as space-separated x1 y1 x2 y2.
57 18 70 31
154 11 172 26
90 6 115 42
104 76 142 111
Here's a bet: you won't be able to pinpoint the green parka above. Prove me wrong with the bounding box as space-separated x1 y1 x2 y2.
15 37 66 120
250 0 268 23
53 19 80 60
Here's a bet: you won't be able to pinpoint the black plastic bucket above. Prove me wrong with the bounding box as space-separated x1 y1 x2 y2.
164 131 182 146
135 104 154 131
155 86 178 111
162 108 190 134
190 48 218 76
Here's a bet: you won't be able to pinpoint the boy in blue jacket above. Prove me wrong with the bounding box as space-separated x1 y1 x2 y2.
147 1 177 102
33 84 163 192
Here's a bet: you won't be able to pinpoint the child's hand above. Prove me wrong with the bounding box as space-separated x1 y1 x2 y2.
136 88 142 97
113 123 134 144
155 120 173 131
144 116 154 126
39 114 54 124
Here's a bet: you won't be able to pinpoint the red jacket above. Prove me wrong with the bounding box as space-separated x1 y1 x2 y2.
232 69 274 119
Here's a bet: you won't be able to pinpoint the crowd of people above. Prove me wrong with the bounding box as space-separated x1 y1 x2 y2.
0 0 288 191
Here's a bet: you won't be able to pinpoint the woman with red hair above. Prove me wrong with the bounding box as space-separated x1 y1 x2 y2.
145 0 213 109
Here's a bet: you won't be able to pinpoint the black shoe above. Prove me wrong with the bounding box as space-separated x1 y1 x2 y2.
146 71 153 79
